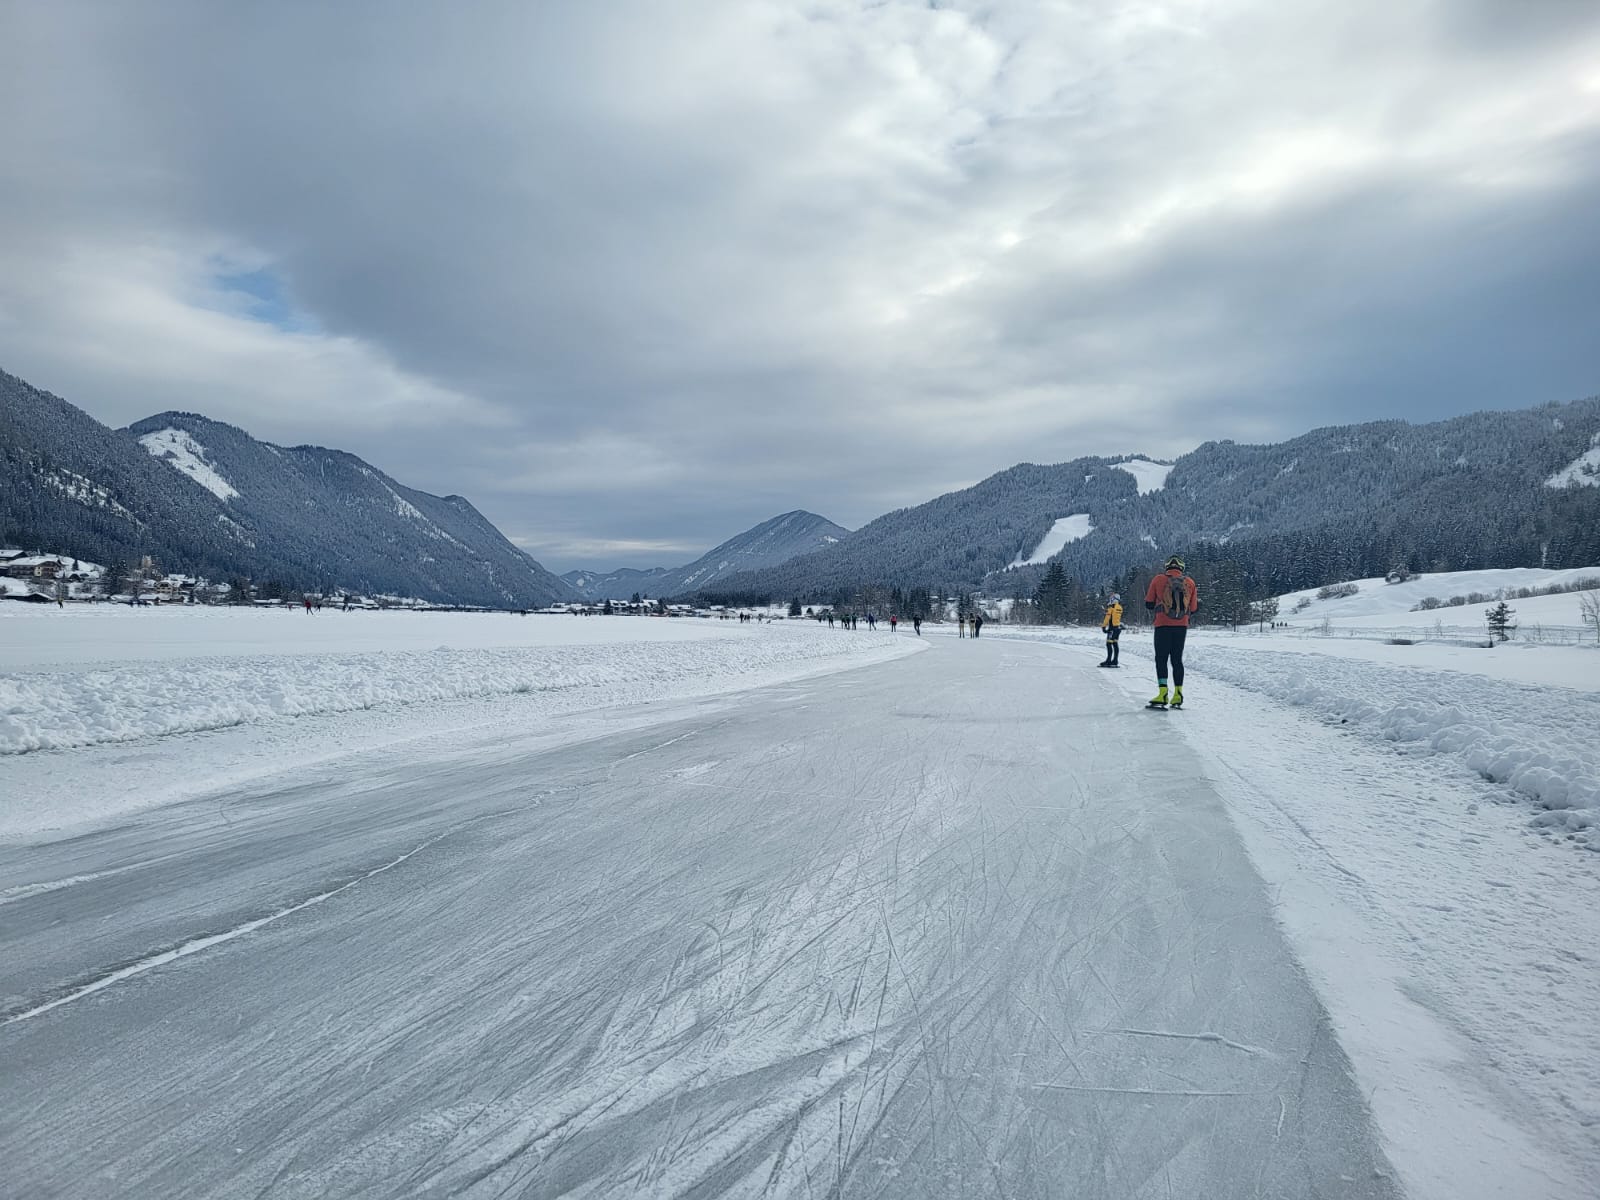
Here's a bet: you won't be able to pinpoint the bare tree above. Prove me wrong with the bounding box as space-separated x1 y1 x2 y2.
1580 590 1600 644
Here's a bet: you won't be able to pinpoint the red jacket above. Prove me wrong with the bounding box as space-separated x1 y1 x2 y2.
1145 569 1199 628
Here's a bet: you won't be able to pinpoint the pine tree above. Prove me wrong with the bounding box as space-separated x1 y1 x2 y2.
1486 601 1516 641
1248 594 1280 631
1036 562 1070 624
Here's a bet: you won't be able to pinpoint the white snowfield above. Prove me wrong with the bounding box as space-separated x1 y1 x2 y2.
1280 565 1600 633
1009 513 1092 566
1112 456 1174 494
137 427 240 501
1545 431 1600 488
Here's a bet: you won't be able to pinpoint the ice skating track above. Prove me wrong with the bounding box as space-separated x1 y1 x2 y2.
0 637 1398 1198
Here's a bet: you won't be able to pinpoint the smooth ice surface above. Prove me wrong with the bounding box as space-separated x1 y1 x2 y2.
1010 514 1092 566
2 639 1403 1199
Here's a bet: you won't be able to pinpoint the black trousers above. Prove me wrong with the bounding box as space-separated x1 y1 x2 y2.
1153 625 1187 686
1103 626 1121 661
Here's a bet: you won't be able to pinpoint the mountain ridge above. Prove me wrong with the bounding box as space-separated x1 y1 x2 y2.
695 397 1600 602
0 367 573 607
563 510 850 601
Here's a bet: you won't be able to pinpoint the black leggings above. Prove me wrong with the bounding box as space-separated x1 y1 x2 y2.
1153 625 1187 686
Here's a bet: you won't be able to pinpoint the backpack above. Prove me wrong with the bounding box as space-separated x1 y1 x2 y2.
1160 574 1191 618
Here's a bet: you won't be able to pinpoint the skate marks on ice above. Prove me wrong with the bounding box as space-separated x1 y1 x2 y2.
0 642 1397 1198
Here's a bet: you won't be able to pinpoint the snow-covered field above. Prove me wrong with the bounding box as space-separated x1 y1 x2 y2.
1278 565 1600 640
0 608 922 838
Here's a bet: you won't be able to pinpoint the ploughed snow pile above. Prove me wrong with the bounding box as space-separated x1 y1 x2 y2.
987 626 1600 848
1010 515 1092 567
1194 648 1600 843
0 625 916 754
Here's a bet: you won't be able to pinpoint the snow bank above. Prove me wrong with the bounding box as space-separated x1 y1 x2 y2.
1199 650 1600 843
984 626 1600 847
0 623 918 755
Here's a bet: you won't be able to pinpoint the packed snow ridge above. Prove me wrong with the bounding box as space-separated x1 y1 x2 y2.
1112 457 1174 495
0 618 919 754
1545 431 1600 488
1012 515 1092 567
139 428 239 501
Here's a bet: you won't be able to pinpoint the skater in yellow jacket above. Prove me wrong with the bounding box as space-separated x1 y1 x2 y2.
1098 594 1123 668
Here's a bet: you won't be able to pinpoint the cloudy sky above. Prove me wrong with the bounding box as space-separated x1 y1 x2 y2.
3 1 1598 570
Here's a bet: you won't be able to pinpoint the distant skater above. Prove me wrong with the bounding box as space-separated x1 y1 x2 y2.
912 616 921 636
971 611 983 638
1144 556 1199 708
959 615 968 638
867 613 876 631
889 615 898 632
1098 593 1123 667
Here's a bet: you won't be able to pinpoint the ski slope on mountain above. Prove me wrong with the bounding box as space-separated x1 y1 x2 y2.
1009 513 1092 566
1545 432 1600 488
137 427 240 501
1111 457 1174 494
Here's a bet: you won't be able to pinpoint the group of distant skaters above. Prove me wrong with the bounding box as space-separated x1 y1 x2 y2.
807 554 1198 707
819 611 926 635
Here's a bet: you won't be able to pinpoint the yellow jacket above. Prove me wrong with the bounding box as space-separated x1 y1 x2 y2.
1102 601 1123 630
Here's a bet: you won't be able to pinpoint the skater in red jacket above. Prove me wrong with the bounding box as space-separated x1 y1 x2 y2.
1144 557 1198 708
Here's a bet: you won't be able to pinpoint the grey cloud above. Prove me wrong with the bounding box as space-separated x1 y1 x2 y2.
1 1 1597 571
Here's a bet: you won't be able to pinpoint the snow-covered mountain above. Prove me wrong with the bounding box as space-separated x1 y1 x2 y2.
0 367 573 608
563 510 849 600
704 397 1600 600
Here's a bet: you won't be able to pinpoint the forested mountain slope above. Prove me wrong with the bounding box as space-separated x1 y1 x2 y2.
564 510 849 600
0 367 573 607
703 397 1600 601
1 369 257 580
127 412 574 608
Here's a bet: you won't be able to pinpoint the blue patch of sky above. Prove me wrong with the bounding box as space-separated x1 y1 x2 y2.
211 266 321 333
